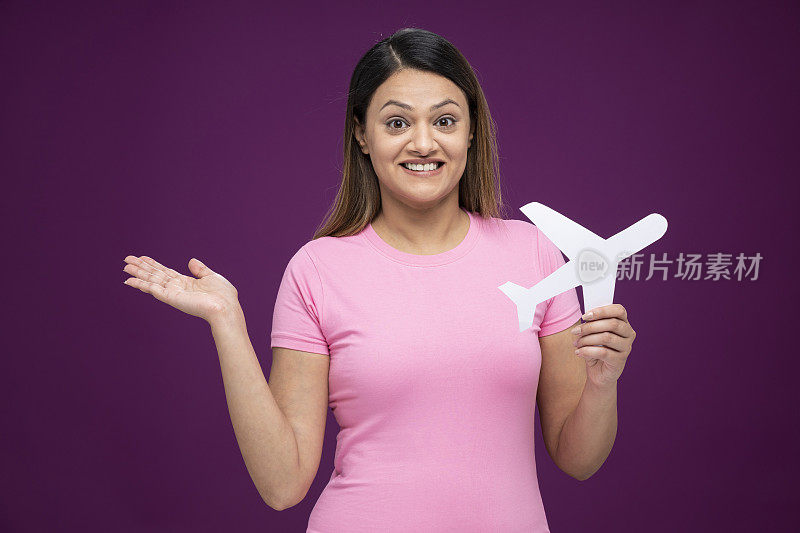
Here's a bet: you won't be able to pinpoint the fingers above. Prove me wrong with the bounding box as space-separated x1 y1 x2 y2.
138 256 182 280
573 303 636 356
579 304 635 338
574 330 626 353
582 303 628 323
573 317 635 339
122 255 183 299
123 260 170 288
123 275 170 304
188 257 213 278
575 344 618 362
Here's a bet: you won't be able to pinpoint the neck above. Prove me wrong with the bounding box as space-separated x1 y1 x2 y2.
371 205 470 255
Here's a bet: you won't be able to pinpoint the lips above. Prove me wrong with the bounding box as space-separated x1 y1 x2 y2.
399 162 444 170
400 160 444 165
399 162 446 177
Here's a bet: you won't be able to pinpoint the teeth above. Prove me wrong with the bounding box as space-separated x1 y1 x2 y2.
403 162 440 171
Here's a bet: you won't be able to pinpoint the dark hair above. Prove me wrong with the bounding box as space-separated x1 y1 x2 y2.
313 27 510 239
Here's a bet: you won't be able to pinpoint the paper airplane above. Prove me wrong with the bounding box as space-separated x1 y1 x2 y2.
499 202 668 332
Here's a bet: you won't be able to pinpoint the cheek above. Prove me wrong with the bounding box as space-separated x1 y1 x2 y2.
374 140 403 163
443 137 469 153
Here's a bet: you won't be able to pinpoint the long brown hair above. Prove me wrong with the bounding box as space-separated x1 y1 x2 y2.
312 27 510 240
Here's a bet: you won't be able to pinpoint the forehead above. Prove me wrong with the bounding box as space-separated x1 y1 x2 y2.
370 69 466 112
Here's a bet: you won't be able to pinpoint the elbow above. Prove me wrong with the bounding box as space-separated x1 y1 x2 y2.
554 456 593 482
556 464 590 482
264 496 293 512
572 466 600 482
555 458 595 481
264 487 306 511
555 449 604 481
265 498 286 511
263 494 286 511
261 491 292 512
561 468 588 482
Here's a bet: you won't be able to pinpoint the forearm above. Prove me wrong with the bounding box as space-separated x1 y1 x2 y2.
554 381 618 481
208 307 301 509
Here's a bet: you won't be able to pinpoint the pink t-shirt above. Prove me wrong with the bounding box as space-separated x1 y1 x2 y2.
271 207 582 532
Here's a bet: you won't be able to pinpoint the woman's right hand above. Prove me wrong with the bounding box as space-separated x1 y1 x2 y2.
123 256 241 324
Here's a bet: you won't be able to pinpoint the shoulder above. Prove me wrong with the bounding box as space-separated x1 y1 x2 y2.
479 214 536 241
285 231 372 279
301 231 365 263
498 216 557 255
484 215 563 271
482 215 548 252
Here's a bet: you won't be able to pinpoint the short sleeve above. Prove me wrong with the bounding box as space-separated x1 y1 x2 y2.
536 228 583 337
270 246 330 356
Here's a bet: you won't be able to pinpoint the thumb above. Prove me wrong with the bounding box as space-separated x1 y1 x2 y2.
188 257 214 278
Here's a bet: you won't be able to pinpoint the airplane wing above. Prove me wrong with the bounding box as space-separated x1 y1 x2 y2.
605 213 668 261
520 202 605 260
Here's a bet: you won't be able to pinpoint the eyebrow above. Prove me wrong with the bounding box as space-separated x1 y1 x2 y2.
379 98 461 112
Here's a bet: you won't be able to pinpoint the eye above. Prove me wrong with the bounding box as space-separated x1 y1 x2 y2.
386 118 408 130
385 116 458 131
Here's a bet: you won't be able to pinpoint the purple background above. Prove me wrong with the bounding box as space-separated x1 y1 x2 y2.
3 1 798 531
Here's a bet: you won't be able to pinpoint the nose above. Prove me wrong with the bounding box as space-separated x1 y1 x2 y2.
408 124 436 154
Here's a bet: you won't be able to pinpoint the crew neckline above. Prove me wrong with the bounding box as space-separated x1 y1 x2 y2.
363 207 481 267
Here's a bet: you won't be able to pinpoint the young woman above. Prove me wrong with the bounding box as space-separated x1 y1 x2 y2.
123 27 636 532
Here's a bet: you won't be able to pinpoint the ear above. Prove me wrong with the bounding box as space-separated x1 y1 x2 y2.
354 117 369 154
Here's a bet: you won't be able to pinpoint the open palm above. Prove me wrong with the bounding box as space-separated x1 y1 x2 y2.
122 256 239 323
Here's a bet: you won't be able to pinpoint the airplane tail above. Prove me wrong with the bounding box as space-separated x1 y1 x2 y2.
499 261 585 332
498 281 549 332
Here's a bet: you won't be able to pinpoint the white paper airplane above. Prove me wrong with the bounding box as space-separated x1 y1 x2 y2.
499 202 668 332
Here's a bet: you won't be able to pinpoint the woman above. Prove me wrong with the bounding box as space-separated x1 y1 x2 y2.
123 27 635 532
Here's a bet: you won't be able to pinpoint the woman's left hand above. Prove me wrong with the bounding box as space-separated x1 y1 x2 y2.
571 304 636 389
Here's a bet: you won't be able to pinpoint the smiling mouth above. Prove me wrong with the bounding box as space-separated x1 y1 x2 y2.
398 162 445 178
399 162 445 172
